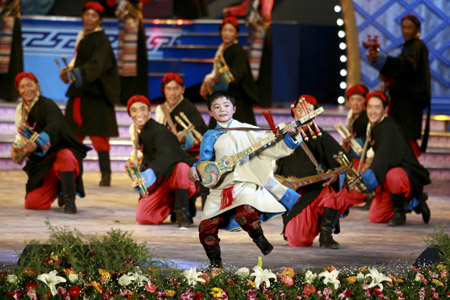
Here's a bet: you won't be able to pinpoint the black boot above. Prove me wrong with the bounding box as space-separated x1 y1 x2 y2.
60 171 77 214
362 195 374 210
415 193 430 224
174 189 191 228
202 243 223 269
319 208 340 249
389 193 406 226
249 227 273 255
98 151 111 187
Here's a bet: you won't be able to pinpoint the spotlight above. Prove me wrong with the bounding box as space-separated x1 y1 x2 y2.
334 5 342 13
338 30 346 38
340 82 347 89
340 55 347 62
339 42 347 50
337 96 345 104
340 69 347 76
336 18 344 26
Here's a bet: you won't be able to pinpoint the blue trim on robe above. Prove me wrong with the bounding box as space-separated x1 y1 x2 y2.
372 54 387 71
181 133 194 151
361 169 379 192
33 132 51 157
72 68 83 88
283 133 302 149
136 168 156 193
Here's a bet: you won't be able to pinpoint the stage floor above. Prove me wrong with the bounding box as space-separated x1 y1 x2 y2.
1 171 449 272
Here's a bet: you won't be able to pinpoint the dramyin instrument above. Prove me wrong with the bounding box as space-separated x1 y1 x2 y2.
333 151 371 195
125 162 147 196
13 124 50 162
362 34 380 57
196 107 324 188
291 96 322 140
275 166 346 190
334 122 363 156
174 112 203 145
55 56 75 83
116 0 142 20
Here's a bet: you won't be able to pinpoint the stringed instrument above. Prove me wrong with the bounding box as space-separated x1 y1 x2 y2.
362 34 392 93
196 107 324 188
275 166 345 190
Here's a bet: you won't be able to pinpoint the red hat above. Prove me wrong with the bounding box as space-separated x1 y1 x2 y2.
160 72 184 94
15 72 38 89
82 1 104 17
346 84 368 99
291 95 318 108
365 91 388 107
220 16 240 32
127 95 151 115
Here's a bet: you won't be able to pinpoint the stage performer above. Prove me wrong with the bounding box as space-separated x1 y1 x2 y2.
104 0 149 105
60 1 120 187
11 72 90 213
126 95 197 228
276 95 348 249
341 84 370 207
0 0 23 102
155 72 207 158
360 91 431 226
223 0 273 107
200 16 259 125
189 91 302 268
366 13 430 155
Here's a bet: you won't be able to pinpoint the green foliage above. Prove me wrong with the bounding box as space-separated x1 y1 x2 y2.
425 225 450 266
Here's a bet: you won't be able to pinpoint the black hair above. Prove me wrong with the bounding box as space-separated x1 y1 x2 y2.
207 91 236 111
402 14 421 32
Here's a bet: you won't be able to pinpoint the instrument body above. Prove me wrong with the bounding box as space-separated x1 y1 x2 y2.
335 122 363 156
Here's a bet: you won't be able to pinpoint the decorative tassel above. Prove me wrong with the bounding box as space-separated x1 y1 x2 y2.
262 111 278 134
220 186 234 209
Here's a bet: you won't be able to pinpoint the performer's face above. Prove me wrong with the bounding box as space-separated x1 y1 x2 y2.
82 9 102 34
164 80 185 107
208 96 236 123
349 94 366 114
17 77 39 106
129 101 150 130
220 23 238 45
366 97 385 126
401 19 418 42
292 101 314 119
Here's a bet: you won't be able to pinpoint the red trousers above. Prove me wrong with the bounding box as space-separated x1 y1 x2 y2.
199 205 261 246
77 136 110 152
369 167 411 223
285 187 348 247
136 162 196 225
25 149 79 210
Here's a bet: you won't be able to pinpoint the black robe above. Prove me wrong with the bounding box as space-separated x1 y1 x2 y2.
351 110 369 141
380 38 430 148
368 116 430 198
224 43 259 125
23 96 91 195
139 118 189 181
65 30 120 137
276 129 344 226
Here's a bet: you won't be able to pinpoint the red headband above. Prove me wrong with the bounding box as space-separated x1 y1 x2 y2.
346 84 368 98
127 95 151 114
401 13 415 21
15 72 38 89
366 91 388 106
160 72 184 93
292 95 317 108
82 2 104 15
220 16 240 31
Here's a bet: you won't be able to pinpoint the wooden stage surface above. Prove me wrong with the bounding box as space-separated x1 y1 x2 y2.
1 170 449 272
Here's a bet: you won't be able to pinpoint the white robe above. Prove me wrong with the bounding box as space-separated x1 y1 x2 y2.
202 120 298 220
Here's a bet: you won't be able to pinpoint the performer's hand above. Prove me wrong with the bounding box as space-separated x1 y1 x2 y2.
23 141 38 154
366 50 379 63
11 147 26 165
222 7 230 16
322 169 338 187
189 166 199 182
200 82 209 100
60 69 70 83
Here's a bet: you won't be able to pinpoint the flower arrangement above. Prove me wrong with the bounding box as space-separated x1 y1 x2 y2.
0 223 449 299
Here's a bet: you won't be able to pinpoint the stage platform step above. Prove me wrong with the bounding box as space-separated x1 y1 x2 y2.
1 103 449 179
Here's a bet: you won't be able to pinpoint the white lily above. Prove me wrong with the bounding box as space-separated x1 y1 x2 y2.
356 272 365 282
235 267 250 279
304 270 317 284
134 272 151 287
365 268 392 291
318 269 340 289
250 266 277 289
37 270 67 296
183 267 206 286
118 274 133 286
6 274 18 284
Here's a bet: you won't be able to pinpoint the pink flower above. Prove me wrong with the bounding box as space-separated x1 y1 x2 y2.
303 284 315 296
282 275 293 286
145 282 157 293
199 272 210 285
